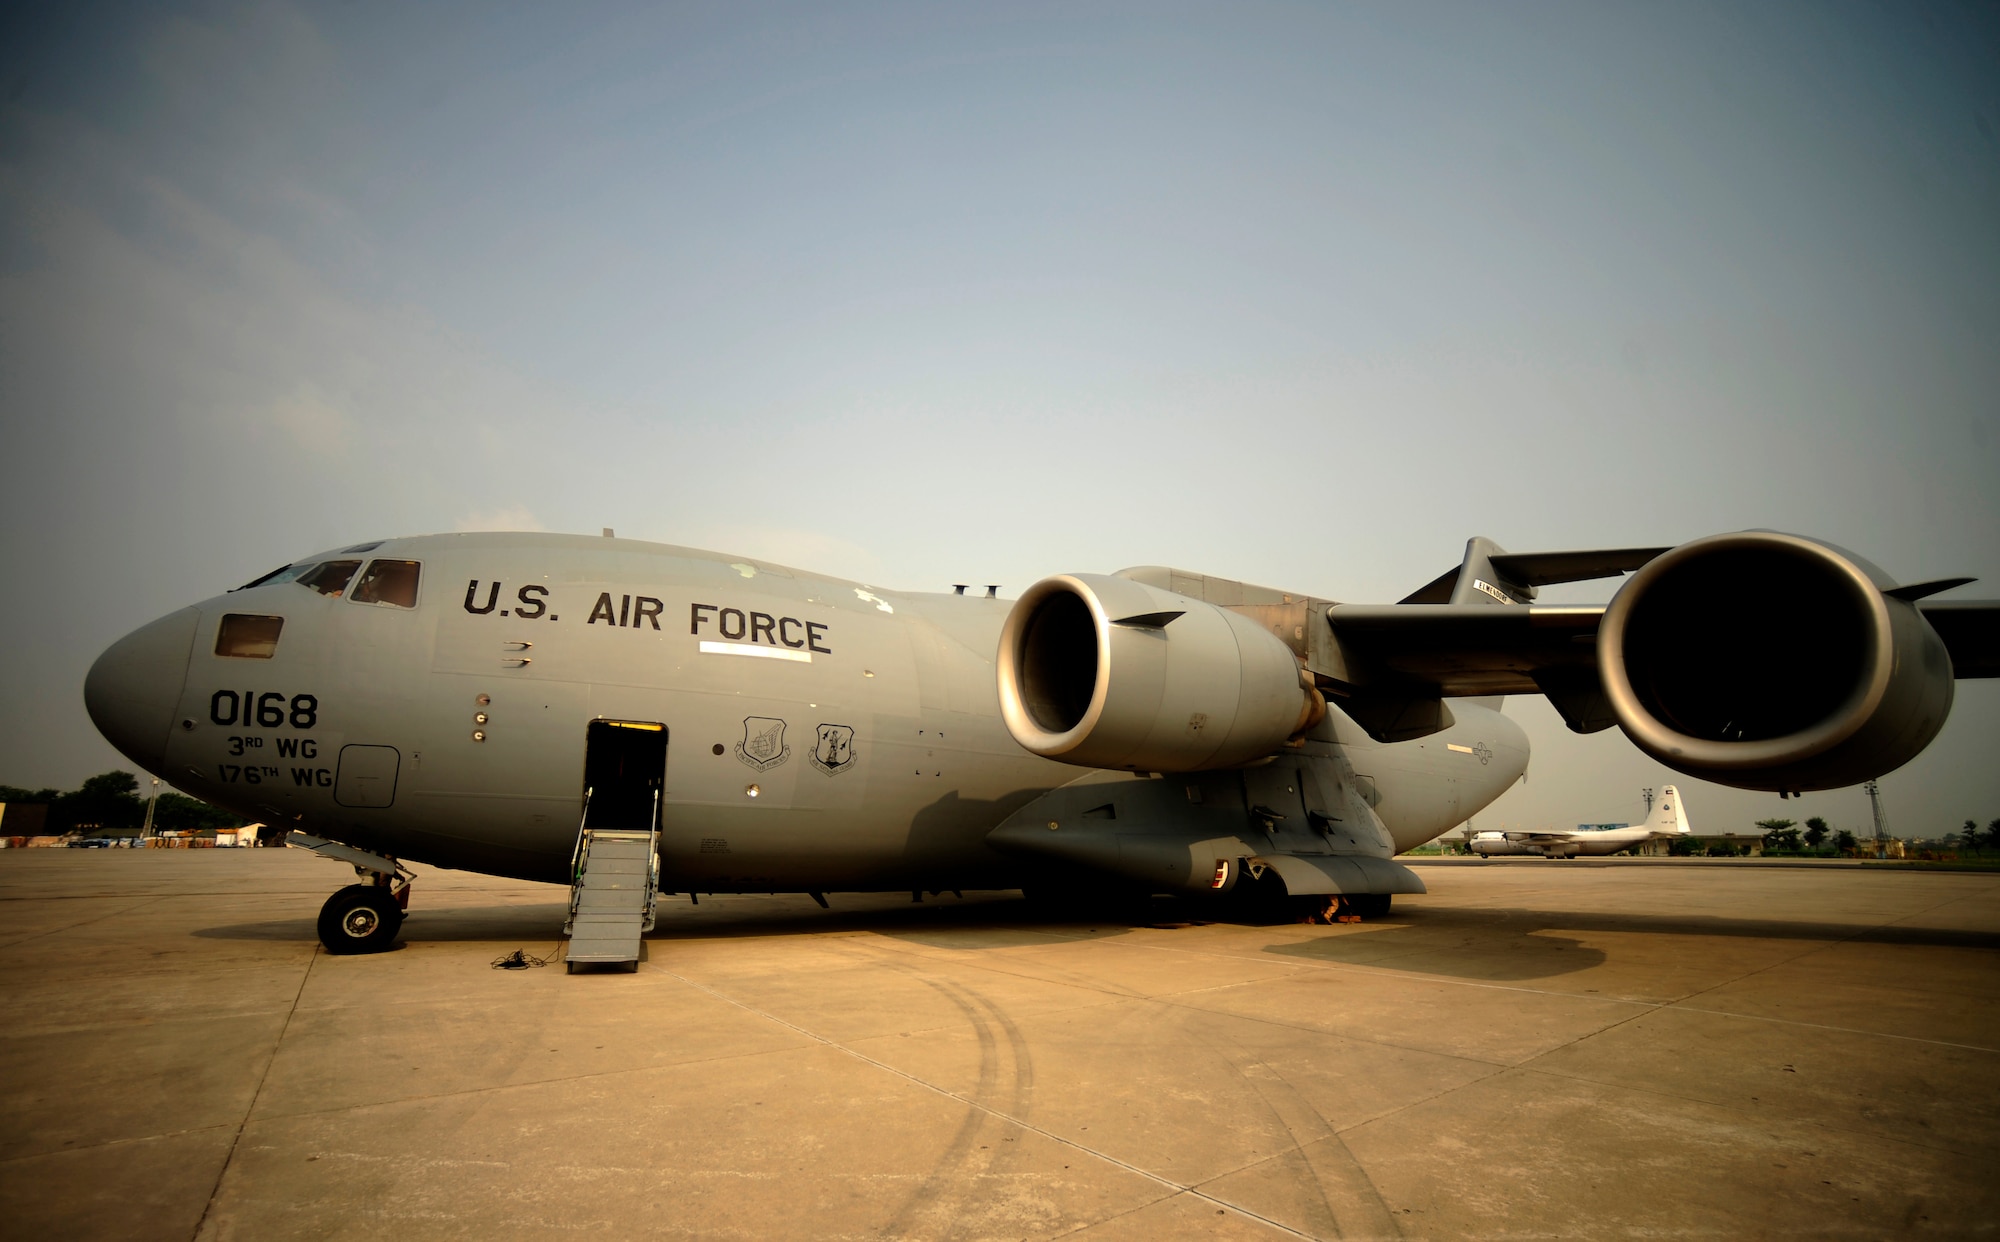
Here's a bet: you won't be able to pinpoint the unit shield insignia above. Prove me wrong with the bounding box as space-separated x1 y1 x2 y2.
735 717 791 771
809 723 857 776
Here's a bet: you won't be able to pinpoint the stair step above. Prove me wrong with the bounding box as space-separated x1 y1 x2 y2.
570 917 644 942
575 891 648 913
563 827 661 966
579 877 647 892
580 859 649 877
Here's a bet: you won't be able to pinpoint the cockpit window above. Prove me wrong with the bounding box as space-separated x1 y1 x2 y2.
351 559 421 608
235 564 309 591
216 614 283 659
297 560 362 597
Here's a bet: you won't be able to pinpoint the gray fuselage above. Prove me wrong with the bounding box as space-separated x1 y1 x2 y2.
91 532 1531 890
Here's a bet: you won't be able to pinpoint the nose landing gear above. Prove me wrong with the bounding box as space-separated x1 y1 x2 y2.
289 831 413 955
318 883 406 954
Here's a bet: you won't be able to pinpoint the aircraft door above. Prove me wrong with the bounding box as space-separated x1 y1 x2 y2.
583 720 667 832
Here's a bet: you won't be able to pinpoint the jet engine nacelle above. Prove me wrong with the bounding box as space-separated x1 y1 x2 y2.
997 573 1324 772
1598 531 1955 792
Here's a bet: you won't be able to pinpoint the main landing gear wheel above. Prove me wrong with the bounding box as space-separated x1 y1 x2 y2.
1347 892 1392 920
317 884 404 954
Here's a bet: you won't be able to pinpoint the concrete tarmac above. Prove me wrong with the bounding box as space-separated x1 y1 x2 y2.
1 850 1996 1240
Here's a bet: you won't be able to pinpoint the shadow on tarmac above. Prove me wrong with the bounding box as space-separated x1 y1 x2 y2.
190 892 2000 966
1265 923 1609 980
191 892 1139 946
1265 904 2000 981
1408 906 2000 950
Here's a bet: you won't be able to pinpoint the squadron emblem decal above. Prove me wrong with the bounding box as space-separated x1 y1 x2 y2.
735 717 791 772
808 724 857 776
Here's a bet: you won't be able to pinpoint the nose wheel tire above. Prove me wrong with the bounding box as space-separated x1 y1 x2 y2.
317 884 405 954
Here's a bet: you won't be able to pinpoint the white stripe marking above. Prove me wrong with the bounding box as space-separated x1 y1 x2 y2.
699 641 811 663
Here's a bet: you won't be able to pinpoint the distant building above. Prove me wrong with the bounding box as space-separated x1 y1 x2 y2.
0 803 49 839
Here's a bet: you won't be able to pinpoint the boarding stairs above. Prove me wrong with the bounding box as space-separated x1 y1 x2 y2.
562 789 661 972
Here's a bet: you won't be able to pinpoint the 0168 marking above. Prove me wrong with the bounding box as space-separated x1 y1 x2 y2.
210 691 318 729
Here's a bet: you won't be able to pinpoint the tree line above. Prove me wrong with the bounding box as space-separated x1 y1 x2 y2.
1752 816 2000 855
0 772 245 835
1949 819 2000 853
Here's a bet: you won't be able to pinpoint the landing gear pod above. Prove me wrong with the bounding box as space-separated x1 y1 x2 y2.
1598 531 1955 792
997 573 1323 772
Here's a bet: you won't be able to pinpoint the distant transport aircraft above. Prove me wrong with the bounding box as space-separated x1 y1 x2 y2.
82 530 1998 960
1470 784 1692 858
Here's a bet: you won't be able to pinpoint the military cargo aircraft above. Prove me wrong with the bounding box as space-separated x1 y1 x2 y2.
1469 783 1692 858
82 530 1998 960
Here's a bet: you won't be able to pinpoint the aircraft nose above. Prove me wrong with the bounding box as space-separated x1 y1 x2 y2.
85 607 200 772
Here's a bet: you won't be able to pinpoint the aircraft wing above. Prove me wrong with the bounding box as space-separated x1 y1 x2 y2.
1321 603 1619 736
1324 604 1602 698
1918 601 2000 678
1324 600 2000 692
1312 536 2000 744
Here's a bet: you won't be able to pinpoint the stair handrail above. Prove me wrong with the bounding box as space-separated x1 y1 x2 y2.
565 787 596 935
642 785 663 931
571 787 594 881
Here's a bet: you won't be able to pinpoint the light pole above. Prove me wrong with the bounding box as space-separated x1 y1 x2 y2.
1864 780 1889 859
1641 787 1654 816
139 777 159 843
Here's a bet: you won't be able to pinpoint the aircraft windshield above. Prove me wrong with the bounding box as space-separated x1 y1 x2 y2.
351 559 421 608
297 560 362 597
235 564 310 591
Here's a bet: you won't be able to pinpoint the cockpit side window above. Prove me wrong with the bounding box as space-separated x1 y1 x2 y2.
216 614 283 659
351 559 421 608
297 560 362 597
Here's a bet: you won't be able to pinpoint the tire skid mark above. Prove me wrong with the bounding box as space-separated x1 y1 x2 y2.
856 933 1365 1240
1207 1032 1345 1238
862 953 1036 1239
880 975 1000 1237
838 938 1040 1115
657 963 1318 1240
1220 1050 1402 1240
859 924 1157 1004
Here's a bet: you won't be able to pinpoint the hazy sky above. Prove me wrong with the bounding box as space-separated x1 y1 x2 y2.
3 2 1996 838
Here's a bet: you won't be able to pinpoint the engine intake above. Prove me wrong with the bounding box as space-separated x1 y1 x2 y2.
998 574 1323 771
1598 532 1954 791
